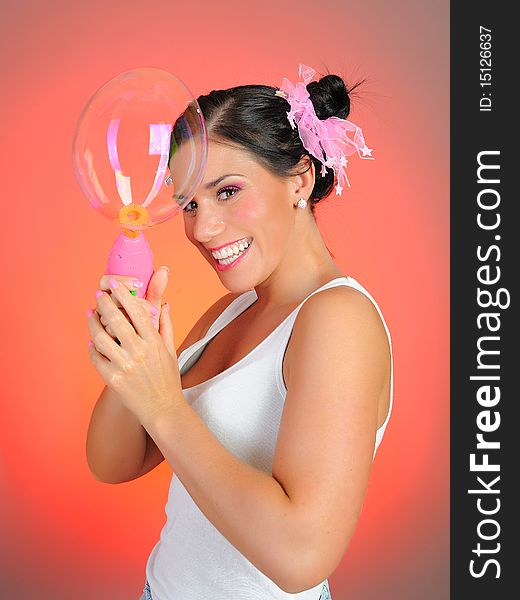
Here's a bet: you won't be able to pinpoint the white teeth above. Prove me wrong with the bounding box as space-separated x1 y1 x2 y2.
211 238 252 259
213 238 253 265
219 255 239 265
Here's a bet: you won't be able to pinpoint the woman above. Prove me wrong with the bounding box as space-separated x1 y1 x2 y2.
86 64 393 600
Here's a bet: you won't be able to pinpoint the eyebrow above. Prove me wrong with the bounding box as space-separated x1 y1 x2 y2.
204 174 245 189
173 174 245 201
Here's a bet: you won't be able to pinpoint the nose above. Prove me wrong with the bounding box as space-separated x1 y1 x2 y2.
191 202 225 244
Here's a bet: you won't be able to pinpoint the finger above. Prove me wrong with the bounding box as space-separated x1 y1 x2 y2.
105 302 151 323
100 317 119 342
99 274 145 294
159 302 176 357
105 278 156 341
112 295 155 311
144 266 170 313
88 338 113 381
94 289 140 346
99 276 145 309
101 305 155 341
86 308 128 365
87 335 127 383
100 286 161 331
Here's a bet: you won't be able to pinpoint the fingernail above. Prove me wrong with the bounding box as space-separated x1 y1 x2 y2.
132 280 144 288
151 316 159 327
109 278 119 289
86 308 94 318
88 340 93 348
160 265 170 274
150 305 160 316
95 290 103 299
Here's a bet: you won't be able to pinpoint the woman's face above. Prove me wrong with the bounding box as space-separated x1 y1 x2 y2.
178 141 299 291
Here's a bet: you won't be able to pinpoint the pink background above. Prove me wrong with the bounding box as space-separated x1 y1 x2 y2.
0 1 449 598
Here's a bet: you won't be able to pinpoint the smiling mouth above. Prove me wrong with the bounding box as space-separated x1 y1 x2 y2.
210 237 253 265
209 239 252 268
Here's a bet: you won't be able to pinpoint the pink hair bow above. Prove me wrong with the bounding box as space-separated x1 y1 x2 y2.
275 64 374 195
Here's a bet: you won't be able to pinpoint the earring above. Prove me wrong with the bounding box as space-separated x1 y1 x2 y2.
295 197 307 209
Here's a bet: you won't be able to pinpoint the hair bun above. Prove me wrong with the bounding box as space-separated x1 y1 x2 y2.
307 74 350 120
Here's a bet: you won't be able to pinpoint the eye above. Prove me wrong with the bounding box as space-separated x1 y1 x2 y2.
183 200 197 214
216 185 240 202
183 185 241 214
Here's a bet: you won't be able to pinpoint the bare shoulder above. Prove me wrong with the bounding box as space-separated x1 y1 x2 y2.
285 284 389 380
176 291 243 357
301 283 384 325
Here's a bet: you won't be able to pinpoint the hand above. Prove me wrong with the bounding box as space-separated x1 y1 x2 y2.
86 271 181 425
96 268 173 353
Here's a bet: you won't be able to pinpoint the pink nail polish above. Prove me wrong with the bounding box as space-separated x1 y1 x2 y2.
150 305 160 316
132 280 144 288
86 308 94 318
95 290 103 299
109 278 119 289
88 340 93 348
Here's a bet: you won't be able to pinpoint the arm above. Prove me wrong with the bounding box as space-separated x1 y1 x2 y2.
270 287 391 591
140 286 390 593
86 385 150 483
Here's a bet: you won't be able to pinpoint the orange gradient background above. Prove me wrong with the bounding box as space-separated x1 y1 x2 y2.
0 1 449 598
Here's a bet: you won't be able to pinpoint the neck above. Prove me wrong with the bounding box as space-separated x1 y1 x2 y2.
253 210 345 311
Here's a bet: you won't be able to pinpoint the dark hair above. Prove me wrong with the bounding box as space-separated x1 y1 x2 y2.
175 70 363 217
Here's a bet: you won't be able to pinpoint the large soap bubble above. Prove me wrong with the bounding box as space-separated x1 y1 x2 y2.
73 67 207 228
72 68 207 297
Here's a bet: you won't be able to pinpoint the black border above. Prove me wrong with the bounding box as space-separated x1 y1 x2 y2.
451 3 516 597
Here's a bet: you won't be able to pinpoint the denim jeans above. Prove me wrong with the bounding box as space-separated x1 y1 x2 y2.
140 578 332 599
320 579 332 599
140 580 152 600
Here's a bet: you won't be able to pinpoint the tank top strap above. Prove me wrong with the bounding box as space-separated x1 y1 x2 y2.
280 276 353 327
205 291 258 338
178 290 257 368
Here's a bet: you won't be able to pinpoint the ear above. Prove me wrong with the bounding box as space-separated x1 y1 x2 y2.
286 155 316 205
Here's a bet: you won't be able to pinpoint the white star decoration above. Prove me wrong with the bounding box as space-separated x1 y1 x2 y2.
335 182 343 195
320 164 327 177
324 157 336 168
339 154 348 167
361 146 373 157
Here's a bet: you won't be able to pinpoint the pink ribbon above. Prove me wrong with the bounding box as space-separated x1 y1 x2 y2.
275 64 374 195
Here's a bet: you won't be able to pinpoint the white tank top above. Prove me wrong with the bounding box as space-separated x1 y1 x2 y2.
145 276 394 600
